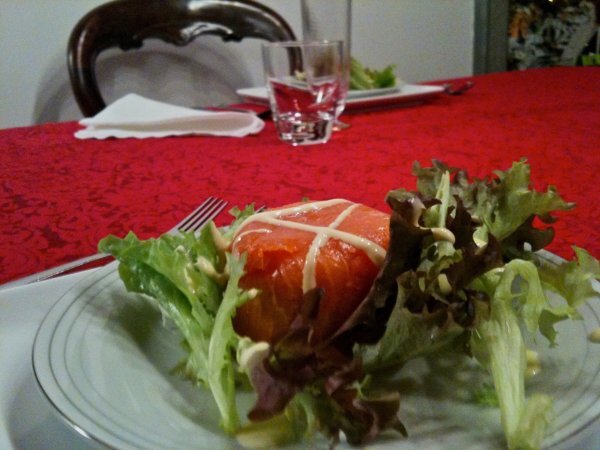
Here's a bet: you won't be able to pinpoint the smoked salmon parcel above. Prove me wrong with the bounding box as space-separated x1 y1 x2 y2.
230 199 390 344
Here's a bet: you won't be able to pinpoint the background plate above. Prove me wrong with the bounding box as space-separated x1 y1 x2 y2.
236 84 444 112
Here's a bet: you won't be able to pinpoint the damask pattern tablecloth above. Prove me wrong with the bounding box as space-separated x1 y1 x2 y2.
1 67 599 284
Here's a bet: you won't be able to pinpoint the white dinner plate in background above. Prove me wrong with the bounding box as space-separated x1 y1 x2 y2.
236 84 444 112
346 86 401 98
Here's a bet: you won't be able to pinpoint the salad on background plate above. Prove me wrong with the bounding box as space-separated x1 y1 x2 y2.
64 160 599 449
349 56 400 91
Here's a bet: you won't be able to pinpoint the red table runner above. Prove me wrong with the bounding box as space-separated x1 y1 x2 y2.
1 67 599 285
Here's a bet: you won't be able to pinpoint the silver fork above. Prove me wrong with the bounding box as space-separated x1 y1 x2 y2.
443 80 475 95
0 197 228 290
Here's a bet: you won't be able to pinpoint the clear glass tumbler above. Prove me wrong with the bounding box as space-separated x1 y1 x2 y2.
262 41 346 146
301 0 352 121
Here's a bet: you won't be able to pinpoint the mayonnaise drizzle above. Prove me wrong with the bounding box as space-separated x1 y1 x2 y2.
231 228 272 250
303 203 359 293
405 196 455 243
231 199 387 294
196 256 229 285
209 221 230 252
525 349 542 378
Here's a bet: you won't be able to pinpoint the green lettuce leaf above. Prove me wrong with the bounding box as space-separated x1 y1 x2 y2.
413 159 574 257
208 253 252 433
350 57 397 90
470 260 556 450
535 246 600 309
99 229 221 384
98 206 257 434
357 181 503 372
533 247 600 343
356 160 596 449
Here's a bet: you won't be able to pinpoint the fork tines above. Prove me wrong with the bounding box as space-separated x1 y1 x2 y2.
178 197 228 233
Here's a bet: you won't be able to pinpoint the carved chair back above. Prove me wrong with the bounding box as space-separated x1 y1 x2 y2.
68 0 296 116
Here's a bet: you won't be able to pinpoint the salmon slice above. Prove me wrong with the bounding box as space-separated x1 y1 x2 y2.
231 199 390 344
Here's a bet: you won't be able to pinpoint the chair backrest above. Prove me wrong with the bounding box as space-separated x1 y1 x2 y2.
68 0 296 117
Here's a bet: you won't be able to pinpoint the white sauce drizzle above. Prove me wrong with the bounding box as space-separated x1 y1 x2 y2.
303 203 359 293
209 222 230 252
525 349 542 378
196 256 228 285
231 199 386 294
406 196 455 244
473 236 487 247
430 227 456 244
230 228 272 252
437 273 452 295
238 341 270 371
238 217 386 265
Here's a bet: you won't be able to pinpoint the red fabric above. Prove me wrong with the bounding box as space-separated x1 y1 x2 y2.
1 67 599 284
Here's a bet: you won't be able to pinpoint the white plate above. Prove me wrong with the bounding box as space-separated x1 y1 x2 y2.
32 253 600 449
236 84 444 111
346 86 402 99
0 270 99 450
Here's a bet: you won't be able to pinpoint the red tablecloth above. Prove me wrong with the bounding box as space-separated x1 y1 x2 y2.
1 67 599 285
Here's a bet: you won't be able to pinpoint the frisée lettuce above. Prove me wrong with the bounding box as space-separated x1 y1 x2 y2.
98 205 256 433
353 159 598 449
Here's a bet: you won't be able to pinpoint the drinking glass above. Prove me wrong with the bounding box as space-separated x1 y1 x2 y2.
262 40 345 146
301 0 352 122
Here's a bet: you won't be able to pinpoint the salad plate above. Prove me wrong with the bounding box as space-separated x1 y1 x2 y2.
32 252 600 450
346 85 402 99
236 84 444 112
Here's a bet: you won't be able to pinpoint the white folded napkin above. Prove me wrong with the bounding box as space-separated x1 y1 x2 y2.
75 93 265 139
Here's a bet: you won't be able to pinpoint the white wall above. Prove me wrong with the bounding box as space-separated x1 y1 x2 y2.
0 0 474 129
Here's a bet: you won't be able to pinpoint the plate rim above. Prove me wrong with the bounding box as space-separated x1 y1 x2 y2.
31 261 129 449
236 83 444 111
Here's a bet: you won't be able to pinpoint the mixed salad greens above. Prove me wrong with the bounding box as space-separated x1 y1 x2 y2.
349 57 397 90
99 160 599 449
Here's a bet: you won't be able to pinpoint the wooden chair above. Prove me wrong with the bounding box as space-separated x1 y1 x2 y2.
68 0 296 117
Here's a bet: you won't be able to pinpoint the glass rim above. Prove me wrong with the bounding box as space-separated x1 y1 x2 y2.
262 40 343 49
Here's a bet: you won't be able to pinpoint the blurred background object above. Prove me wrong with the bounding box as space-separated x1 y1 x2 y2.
508 0 598 69
67 0 295 117
301 0 352 121
0 0 475 129
1 0 597 129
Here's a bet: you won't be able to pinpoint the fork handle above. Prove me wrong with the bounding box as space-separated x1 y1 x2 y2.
0 252 112 290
